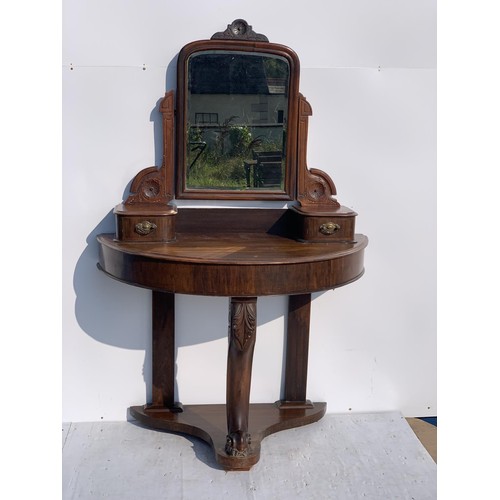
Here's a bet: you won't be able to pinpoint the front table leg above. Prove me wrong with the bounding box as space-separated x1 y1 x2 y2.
225 297 257 457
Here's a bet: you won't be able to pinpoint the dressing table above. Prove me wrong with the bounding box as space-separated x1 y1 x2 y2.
97 19 367 470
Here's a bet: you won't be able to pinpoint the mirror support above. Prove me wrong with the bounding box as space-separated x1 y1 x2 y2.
113 20 358 244
114 91 177 242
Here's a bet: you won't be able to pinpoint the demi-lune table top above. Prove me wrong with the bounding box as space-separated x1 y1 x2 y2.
97 232 368 297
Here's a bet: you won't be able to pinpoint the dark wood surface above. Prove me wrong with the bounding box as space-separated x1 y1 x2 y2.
149 291 182 411
130 402 327 471
175 207 291 235
97 231 367 296
226 297 257 457
284 294 312 403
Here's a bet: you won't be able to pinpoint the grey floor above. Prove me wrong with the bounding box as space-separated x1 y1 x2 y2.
62 411 436 499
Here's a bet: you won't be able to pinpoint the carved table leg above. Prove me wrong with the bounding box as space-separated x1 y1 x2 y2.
146 291 182 413
225 297 257 457
279 293 314 408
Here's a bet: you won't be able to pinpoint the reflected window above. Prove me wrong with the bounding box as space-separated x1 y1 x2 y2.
195 112 219 125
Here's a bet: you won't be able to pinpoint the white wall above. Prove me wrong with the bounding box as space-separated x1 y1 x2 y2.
62 0 436 421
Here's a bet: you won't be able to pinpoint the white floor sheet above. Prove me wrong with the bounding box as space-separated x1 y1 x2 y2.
62 411 436 499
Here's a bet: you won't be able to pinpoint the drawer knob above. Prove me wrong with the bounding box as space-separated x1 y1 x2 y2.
319 222 340 235
135 220 157 235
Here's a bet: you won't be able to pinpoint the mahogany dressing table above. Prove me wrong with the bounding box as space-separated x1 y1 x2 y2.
97 20 367 471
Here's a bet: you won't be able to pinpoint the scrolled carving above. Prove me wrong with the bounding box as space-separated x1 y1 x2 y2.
124 91 175 206
124 167 169 204
296 94 340 210
211 19 269 42
301 168 340 208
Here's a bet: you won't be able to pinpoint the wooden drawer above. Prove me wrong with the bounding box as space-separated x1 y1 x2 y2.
114 204 177 242
291 206 357 243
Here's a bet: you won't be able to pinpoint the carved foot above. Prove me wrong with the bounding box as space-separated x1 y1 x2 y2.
225 431 252 457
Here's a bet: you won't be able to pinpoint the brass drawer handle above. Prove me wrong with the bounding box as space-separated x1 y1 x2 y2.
319 222 340 235
135 220 157 235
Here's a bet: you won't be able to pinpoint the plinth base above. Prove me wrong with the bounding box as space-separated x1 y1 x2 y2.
130 402 326 470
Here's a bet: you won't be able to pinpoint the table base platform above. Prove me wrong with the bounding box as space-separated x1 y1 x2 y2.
130 402 327 470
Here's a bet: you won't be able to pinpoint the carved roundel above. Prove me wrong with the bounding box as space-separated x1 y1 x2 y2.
231 20 247 36
142 178 161 199
306 179 327 202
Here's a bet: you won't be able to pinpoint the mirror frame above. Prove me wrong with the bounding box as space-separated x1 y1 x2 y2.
176 39 300 200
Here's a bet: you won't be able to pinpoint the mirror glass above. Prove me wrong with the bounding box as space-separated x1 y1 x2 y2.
185 50 290 191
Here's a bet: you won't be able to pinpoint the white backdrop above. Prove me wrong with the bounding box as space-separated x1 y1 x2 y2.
62 0 436 421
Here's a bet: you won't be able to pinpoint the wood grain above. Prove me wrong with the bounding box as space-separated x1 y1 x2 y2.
97 231 366 297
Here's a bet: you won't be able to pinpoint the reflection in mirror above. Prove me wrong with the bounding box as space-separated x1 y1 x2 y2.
185 51 289 191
